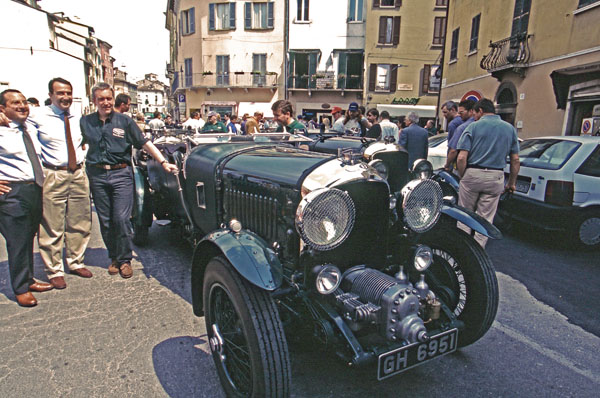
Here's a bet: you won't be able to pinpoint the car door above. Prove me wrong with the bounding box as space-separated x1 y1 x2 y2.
573 143 600 207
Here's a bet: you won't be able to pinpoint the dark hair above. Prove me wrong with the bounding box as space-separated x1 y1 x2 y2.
48 77 72 94
115 93 131 107
0 89 22 105
458 99 475 111
153 111 161 118
271 99 294 115
27 97 39 105
474 98 496 114
191 111 200 118
359 105 366 115
442 100 458 111
380 110 390 120
91 82 114 101
44 98 52 106
366 108 379 118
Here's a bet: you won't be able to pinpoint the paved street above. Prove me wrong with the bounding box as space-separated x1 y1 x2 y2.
1 212 599 398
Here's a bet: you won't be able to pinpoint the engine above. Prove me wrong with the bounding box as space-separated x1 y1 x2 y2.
335 266 439 344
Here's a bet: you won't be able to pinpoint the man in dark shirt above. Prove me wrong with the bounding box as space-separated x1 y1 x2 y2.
272 100 307 134
80 83 178 279
365 108 382 139
398 111 429 170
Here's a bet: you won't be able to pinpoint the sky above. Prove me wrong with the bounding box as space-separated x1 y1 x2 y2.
41 0 170 84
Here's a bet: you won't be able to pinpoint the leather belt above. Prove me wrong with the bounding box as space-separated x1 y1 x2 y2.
43 162 83 171
467 164 503 171
7 180 35 185
91 163 128 170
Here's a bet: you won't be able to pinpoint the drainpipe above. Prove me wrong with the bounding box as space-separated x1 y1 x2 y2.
436 0 451 128
284 0 289 100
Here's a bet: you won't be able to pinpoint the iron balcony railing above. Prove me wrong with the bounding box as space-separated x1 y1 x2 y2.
288 74 363 90
480 34 532 72
181 72 278 89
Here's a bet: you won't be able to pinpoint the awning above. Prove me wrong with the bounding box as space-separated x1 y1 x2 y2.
376 104 437 118
550 61 600 109
238 101 276 117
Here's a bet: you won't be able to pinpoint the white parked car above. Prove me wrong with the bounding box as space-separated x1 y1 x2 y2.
498 136 600 249
428 133 448 170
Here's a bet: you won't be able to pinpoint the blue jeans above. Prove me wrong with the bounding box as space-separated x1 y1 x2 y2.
87 166 134 264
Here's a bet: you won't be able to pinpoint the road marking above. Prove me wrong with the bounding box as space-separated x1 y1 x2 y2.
494 322 600 384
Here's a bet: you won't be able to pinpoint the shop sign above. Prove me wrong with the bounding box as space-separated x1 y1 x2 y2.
391 97 420 105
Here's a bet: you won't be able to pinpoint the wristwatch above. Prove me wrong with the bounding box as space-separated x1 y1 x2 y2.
161 159 167 165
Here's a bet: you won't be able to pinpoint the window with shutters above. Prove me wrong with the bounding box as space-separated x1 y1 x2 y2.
216 55 230 86
184 58 193 87
435 0 448 7
180 8 195 35
469 14 480 52
368 63 397 92
378 0 401 7
348 0 364 22
288 51 319 89
209 3 236 31
252 54 267 86
297 0 309 22
337 51 364 89
449 28 459 61
422 64 440 94
432 16 446 46
378 16 400 45
511 0 530 38
245 2 274 30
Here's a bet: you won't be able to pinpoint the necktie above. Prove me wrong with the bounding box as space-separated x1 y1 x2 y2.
64 112 77 172
20 125 44 187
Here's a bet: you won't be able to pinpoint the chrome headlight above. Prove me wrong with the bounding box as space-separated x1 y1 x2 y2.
296 188 355 251
413 245 433 272
368 159 388 179
401 179 443 233
314 265 342 295
412 159 433 179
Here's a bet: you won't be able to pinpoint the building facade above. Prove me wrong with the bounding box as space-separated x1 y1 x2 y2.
113 68 139 113
440 0 600 138
137 73 168 115
97 39 115 87
286 0 366 122
167 0 285 121
364 0 447 120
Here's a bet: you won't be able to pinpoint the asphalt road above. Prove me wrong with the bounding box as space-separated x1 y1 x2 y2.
0 215 598 397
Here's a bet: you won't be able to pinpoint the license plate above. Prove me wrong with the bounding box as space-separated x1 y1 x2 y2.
377 329 458 380
516 180 530 193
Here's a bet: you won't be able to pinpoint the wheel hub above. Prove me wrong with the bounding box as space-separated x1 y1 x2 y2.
579 217 600 246
209 324 226 362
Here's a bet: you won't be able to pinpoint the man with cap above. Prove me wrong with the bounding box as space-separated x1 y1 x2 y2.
272 100 307 134
330 106 345 133
0 89 54 306
332 102 367 135
201 111 227 132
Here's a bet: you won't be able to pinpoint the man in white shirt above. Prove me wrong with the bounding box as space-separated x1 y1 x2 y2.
147 111 165 132
379 111 399 142
182 111 205 132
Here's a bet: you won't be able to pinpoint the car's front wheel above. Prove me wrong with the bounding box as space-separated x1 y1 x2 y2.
203 256 291 398
572 212 600 250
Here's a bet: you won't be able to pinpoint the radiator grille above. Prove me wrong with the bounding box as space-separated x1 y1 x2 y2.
224 188 279 241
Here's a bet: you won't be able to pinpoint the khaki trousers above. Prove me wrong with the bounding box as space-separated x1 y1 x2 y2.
457 168 505 248
38 166 92 278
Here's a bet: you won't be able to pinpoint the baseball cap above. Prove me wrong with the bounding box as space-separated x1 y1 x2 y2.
348 102 359 112
331 106 343 114
207 111 218 117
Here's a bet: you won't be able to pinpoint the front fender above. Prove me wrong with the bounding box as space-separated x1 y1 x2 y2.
441 203 503 240
191 229 283 316
132 166 151 227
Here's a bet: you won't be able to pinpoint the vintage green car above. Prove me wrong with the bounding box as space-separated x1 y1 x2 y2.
133 131 500 397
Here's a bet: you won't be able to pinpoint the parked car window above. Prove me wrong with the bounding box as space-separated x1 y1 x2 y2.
519 139 581 170
428 134 448 148
575 145 600 177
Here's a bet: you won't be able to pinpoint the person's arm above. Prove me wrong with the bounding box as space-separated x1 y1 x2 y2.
506 153 520 192
457 150 468 177
444 148 458 170
142 141 179 174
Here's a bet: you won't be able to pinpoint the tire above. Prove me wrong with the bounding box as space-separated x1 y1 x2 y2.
203 256 291 398
571 212 600 250
417 226 499 347
132 223 148 246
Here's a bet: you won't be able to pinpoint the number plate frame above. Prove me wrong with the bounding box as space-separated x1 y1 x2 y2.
377 329 458 380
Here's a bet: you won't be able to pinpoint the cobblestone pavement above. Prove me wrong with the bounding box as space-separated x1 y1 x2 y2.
1 214 599 397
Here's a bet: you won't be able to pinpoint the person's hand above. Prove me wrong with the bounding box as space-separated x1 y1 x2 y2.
0 113 10 127
504 183 516 193
0 180 11 195
162 162 179 175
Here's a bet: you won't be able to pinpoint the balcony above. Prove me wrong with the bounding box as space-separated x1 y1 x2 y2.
480 34 532 79
182 72 278 89
288 73 363 91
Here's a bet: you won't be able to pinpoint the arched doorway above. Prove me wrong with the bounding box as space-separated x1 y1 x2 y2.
495 82 517 125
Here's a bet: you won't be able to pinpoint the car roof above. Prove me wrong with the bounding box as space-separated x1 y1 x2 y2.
523 135 600 144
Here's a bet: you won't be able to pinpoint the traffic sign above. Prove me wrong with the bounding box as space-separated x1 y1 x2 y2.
461 90 482 103
178 94 186 103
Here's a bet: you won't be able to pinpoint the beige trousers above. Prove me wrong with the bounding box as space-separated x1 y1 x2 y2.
457 168 505 248
38 166 92 278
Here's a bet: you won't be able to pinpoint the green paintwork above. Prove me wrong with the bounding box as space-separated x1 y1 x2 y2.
132 166 147 227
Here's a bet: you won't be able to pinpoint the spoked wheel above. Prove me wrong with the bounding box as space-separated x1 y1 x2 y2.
203 256 291 398
417 226 499 347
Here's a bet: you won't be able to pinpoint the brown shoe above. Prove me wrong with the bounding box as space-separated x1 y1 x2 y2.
16 292 37 307
50 276 67 289
71 267 93 278
108 260 119 275
119 262 133 279
29 281 54 292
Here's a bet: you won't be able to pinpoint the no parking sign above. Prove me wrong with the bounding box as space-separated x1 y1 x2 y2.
581 118 592 135
461 90 482 103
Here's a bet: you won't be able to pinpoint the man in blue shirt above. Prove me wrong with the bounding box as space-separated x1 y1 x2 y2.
0 89 54 306
456 98 520 247
444 99 476 172
442 100 464 143
81 83 178 279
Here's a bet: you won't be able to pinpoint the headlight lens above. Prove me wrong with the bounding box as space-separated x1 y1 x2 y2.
296 188 355 251
368 159 388 180
412 159 433 179
315 265 342 294
413 245 433 272
401 179 443 233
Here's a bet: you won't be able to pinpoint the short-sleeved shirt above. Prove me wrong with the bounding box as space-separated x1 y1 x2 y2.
379 119 399 142
447 115 464 142
276 119 307 134
456 114 520 169
80 111 149 165
201 121 227 133
448 117 475 150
